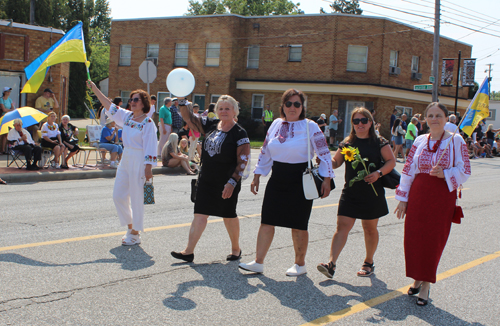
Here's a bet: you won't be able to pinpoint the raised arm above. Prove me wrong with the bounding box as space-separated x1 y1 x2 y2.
178 100 203 134
87 81 112 110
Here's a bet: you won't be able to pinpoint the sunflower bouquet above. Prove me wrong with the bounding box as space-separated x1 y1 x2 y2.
340 146 378 196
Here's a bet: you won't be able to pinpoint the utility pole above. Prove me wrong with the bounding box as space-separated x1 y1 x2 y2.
432 0 440 102
454 51 461 116
485 63 494 96
30 0 35 25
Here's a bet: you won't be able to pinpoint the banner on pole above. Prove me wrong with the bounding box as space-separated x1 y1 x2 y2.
462 59 476 87
441 59 455 86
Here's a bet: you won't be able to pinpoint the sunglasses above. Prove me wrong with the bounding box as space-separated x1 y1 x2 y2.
128 97 141 103
352 118 369 125
284 101 302 108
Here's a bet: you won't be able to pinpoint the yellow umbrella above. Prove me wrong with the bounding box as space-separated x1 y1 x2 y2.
0 107 47 135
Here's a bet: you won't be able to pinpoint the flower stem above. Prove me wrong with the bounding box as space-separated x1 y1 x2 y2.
358 155 378 196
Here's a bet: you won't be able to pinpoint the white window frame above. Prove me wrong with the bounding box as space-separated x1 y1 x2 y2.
247 45 260 69
157 92 171 108
147 44 159 59
175 43 189 67
193 94 206 113
251 94 265 120
390 50 398 67
119 44 131 66
211 94 221 104
288 44 302 62
411 56 420 72
120 91 131 107
205 43 220 67
395 105 413 117
346 45 368 72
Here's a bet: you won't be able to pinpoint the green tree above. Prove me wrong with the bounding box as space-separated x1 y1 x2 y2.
320 0 362 15
186 0 302 16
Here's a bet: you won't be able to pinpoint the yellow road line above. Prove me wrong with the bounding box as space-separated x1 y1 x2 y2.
302 249 500 325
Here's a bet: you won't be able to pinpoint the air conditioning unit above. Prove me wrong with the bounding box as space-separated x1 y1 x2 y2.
411 72 422 80
146 57 158 67
389 66 401 75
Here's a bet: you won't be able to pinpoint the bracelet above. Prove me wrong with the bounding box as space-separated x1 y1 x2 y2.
227 177 238 187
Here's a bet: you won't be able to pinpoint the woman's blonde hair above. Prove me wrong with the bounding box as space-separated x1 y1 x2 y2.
47 111 57 118
215 95 239 117
179 138 188 149
162 133 179 162
487 124 493 131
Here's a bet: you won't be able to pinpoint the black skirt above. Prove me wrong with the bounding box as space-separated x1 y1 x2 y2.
261 161 313 231
41 137 59 149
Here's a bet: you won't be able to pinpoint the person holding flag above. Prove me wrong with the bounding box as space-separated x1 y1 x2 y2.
394 101 471 306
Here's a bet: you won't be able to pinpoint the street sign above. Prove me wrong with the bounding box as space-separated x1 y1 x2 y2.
429 76 435 83
414 84 433 91
139 60 157 94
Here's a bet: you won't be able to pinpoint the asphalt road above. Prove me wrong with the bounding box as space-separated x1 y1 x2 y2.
1 155 499 325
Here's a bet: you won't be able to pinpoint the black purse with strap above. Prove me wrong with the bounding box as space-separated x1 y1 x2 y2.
379 137 401 189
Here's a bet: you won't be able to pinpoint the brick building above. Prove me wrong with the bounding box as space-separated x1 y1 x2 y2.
0 20 69 117
109 14 472 138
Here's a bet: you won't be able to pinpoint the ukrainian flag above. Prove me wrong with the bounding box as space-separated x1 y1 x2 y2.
21 22 87 93
460 77 490 136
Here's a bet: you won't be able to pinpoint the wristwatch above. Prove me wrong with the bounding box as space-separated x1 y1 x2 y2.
377 170 383 177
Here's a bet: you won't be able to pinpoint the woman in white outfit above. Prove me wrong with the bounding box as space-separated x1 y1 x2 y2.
87 81 158 246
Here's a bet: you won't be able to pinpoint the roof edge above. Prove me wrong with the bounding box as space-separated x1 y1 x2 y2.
0 20 65 35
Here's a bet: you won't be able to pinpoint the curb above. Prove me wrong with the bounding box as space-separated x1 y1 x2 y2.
0 167 177 184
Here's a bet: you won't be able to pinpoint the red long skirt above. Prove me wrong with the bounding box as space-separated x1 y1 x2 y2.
404 173 457 283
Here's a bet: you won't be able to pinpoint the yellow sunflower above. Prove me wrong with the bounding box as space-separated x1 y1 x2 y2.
341 146 357 162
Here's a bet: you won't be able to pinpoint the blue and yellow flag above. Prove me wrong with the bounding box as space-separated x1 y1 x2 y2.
460 77 490 136
22 22 87 93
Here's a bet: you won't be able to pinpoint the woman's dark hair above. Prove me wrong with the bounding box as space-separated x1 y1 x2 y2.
392 118 401 133
344 107 377 143
280 88 306 120
208 103 215 113
424 102 448 117
112 97 122 106
129 89 151 113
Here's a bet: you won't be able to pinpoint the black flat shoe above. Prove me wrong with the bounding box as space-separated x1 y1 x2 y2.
408 284 422 296
171 251 194 262
226 250 242 261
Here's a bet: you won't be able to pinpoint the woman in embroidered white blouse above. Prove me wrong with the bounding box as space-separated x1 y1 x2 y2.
239 88 334 276
394 102 471 306
87 81 158 246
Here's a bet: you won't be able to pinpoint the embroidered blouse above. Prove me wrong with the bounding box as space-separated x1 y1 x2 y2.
254 118 335 178
395 133 471 202
41 122 61 138
106 103 158 166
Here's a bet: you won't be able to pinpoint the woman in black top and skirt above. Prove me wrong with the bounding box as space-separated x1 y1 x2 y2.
171 95 251 262
317 108 396 279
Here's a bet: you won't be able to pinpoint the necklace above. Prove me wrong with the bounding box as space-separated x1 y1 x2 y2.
427 131 445 153
132 113 146 120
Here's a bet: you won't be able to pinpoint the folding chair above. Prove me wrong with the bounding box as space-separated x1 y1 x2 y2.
37 130 54 168
80 125 107 167
6 146 27 169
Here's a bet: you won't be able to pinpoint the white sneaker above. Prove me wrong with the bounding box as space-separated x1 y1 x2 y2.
121 229 132 241
239 260 264 273
55 163 60 169
50 161 56 168
110 161 118 169
122 233 141 246
286 264 307 276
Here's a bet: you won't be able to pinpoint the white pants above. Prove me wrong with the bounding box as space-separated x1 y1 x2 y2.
113 148 146 231
158 124 171 157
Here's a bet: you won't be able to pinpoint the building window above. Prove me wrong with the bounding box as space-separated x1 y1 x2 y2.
211 94 221 104
119 45 131 66
251 94 264 120
288 45 302 62
411 56 419 72
205 43 220 67
247 45 260 69
120 91 131 107
395 105 413 117
390 50 398 67
175 43 189 67
347 45 368 72
193 94 206 113
147 44 159 59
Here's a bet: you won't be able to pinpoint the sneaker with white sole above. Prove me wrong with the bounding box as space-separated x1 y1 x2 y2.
286 264 307 276
122 233 141 246
110 161 118 169
122 229 132 241
239 260 264 273
55 163 60 169
50 161 56 168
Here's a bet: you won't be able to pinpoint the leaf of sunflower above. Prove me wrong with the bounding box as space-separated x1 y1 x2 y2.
352 160 359 169
368 163 376 171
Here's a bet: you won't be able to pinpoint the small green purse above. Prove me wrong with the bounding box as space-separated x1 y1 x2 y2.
144 179 155 205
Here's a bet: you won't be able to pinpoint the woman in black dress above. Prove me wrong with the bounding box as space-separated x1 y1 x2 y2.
317 108 396 279
171 95 250 262
59 115 80 168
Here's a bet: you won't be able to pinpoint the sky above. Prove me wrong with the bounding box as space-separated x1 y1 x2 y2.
107 0 500 91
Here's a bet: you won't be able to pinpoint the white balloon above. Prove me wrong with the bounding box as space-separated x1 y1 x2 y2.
166 68 195 97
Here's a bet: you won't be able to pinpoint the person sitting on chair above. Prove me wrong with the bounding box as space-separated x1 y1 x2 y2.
7 119 42 170
99 118 123 169
59 115 80 168
40 112 65 169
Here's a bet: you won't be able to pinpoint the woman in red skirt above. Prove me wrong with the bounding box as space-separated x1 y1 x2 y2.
394 102 471 306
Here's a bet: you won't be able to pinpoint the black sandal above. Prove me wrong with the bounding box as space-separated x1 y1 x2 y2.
416 289 430 306
357 261 375 277
408 283 422 296
317 261 336 279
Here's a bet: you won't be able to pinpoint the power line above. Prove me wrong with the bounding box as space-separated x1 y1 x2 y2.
458 18 500 40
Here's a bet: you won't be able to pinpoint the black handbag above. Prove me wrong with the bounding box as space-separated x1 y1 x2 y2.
190 178 198 203
381 168 401 189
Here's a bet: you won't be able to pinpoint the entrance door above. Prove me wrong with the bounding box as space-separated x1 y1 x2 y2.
0 72 22 108
344 101 365 137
